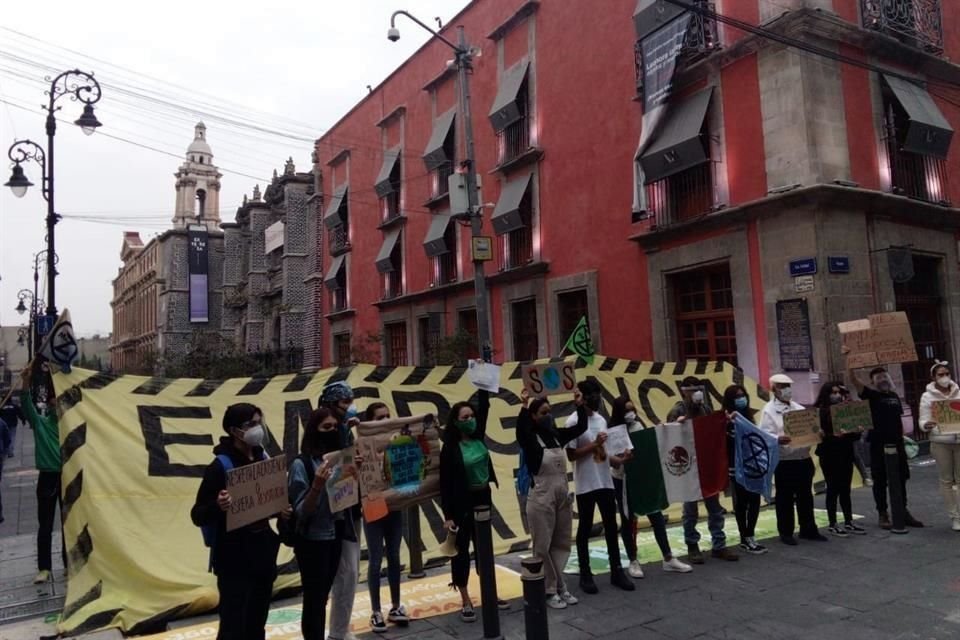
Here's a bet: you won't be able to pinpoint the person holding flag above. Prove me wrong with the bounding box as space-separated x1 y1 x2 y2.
722 385 768 555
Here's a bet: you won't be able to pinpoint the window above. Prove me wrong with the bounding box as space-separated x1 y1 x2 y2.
433 223 458 286
459 309 480 361
673 265 737 365
860 0 943 55
497 80 530 165
380 232 403 300
501 189 534 271
418 315 443 366
385 322 408 366
333 333 352 367
331 269 348 312
645 130 714 224
512 299 539 362
433 134 456 199
381 163 402 222
558 289 589 344
881 84 950 204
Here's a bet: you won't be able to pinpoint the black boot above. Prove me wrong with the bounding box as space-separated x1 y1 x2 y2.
579 573 598 595
610 567 635 592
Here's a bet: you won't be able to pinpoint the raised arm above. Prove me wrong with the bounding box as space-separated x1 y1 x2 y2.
475 389 491 440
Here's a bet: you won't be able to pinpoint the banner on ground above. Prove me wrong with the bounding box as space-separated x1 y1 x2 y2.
733 413 780 500
51 355 756 635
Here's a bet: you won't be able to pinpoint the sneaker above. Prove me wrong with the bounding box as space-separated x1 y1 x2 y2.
370 612 387 634
497 599 510 610
610 569 636 592
739 538 768 555
33 570 51 584
711 547 739 561
546 594 567 610
865 478 874 487
628 560 645 579
952 518 960 532
780 535 798 546
844 522 867 535
460 604 476 623
559 590 579 605
879 512 892 530
828 524 849 538
905 512 925 528
387 605 409 625
662 557 693 573
579 574 599 595
686 544 705 565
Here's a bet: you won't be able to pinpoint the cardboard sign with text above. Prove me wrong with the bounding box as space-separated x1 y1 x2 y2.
783 409 822 447
324 447 359 513
932 400 960 435
225 457 288 532
838 312 917 368
521 362 577 397
829 400 873 434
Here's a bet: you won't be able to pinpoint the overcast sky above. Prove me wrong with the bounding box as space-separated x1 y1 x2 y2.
0 0 470 338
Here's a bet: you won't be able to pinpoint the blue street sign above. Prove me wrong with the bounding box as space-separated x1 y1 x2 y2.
828 256 850 274
789 258 817 277
37 314 55 337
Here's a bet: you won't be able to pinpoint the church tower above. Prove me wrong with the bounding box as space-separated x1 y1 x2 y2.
173 122 222 230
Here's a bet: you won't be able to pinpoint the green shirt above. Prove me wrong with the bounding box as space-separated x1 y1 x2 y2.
460 438 490 489
23 390 61 472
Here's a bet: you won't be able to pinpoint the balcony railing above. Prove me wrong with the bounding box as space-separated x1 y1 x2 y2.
496 116 531 166
645 162 715 226
383 272 402 300
500 225 534 272
883 141 950 206
861 0 943 55
329 225 350 254
635 2 720 93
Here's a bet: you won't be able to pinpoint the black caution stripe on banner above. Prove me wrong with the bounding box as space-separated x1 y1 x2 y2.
649 362 665 376
695 360 709 375
78 372 117 391
599 356 618 372
284 372 316 393
61 581 103 622
324 367 353 386
127 603 195 637
237 376 273 396
625 360 642 375
57 372 118 414
67 607 123 638
364 366 393 384
132 377 175 395
439 366 466 385
509 363 524 380
67 523 93 573
672 361 688 376
401 367 432 386
62 470 83 522
186 379 225 397
61 422 87 465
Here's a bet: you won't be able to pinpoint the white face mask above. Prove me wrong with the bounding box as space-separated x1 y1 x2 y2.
691 391 704 404
624 411 637 424
778 387 793 403
937 375 952 388
241 425 265 448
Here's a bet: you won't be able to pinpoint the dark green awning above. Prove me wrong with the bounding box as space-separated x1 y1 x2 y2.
884 75 953 159
423 109 457 171
491 173 533 235
375 149 401 198
323 186 348 229
423 213 454 258
324 254 346 290
375 228 402 273
640 87 713 184
488 60 529 132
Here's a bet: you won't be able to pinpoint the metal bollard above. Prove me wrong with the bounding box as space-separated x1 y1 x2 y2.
521 556 549 640
474 505 504 640
405 505 426 578
885 444 908 535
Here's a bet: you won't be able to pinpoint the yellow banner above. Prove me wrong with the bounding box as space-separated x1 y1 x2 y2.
52 356 755 635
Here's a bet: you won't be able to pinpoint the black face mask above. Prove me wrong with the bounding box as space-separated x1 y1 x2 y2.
315 430 342 455
585 394 602 412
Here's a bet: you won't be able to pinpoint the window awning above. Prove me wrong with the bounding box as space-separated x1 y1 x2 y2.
375 149 401 198
488 60 529 132
491 173 533 235
323 186 348 229
423 212 454 258
640 87 713 184
633 0 686 40
375 228 401 273
324 254 346 290
423 109 457 171
883 75 954 159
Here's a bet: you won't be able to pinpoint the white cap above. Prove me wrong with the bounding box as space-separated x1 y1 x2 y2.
769 373 794 386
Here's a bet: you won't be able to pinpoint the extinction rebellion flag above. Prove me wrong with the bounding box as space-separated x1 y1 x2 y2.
562 316 595 365
733 412 780 500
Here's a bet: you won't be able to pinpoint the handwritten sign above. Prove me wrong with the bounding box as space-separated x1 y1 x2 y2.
467 360 501 393
838 312 917 368
605 424 632 457
521 362 577 397
783 409 821 448
324 448 359 513
830 401 872 435
225 457 288 532
932 400 960 435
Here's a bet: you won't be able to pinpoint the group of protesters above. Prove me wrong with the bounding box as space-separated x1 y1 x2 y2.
188 357 960 640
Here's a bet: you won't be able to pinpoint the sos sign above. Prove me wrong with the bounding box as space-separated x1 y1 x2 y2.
521 362 577 397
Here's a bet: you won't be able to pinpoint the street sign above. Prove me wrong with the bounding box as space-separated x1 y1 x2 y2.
37 315 55 337
789 258 817 277
794 275 815 293
828 256 850 274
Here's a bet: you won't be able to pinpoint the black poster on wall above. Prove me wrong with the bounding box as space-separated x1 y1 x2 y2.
641 12 692 112
776 298 814 372
188 225 209 323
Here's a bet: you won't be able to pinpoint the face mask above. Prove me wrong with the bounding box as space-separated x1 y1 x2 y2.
316 429 342 454
937 375 952 388
830 394 842 405
240 425 265 448
585 395 602 412
456 418 477 436
692 390 705 404
875 377 893 392
734 397 748 410
778 387 793 403
537 416 555 433
345 403 359 420
624 411 638 424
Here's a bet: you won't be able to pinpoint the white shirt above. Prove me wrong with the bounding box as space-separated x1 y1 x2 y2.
759 398 810 460
565 411 614 494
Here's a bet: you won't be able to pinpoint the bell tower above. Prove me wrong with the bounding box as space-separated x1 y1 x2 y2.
173 122 222 230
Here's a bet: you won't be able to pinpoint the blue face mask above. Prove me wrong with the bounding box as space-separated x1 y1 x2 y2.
345 403 359 420
734 397 748 410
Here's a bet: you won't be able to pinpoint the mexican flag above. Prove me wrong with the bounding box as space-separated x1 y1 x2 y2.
626 413 729 514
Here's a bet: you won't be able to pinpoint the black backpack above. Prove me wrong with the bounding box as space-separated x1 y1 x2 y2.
278 454 316 547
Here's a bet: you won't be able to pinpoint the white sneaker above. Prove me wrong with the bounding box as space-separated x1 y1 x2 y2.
662 557 693 573
952 518 960 532
628 560 645 579
559 590 579 605
546 594 567 609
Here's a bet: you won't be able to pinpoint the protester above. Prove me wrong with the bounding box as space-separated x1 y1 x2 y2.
20 363 67 583
359 402 409 632
0 414 10 523
760 373 827 545
566 380 635 593
848 365 924 529
516 388 586 609
609 397 693 574
918 360 960 530
440 388 502 622
814 382 865 537
721 385 766 554
667 377 737 563
191 403 283 640
0 394 22 460
319 382 362 640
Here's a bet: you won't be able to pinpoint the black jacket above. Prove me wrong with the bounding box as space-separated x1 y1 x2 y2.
191 437 280 576
440 390 499 525
517 405 587 477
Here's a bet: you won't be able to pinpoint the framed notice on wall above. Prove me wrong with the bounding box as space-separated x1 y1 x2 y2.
776 298 814 372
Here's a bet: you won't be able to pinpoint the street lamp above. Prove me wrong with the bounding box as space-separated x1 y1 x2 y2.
387 12 492 362
16 289 35 359
4 69 103 318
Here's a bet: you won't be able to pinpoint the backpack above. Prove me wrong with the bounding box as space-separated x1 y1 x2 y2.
515 448 532 498
278 454 316 548
200 452 267 571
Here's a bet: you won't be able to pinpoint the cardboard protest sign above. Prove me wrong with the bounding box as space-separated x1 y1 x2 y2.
356 414 440 519
325 448 359 513
830 400 873 434
783 409 821 448
225 457 288 532
521 361 577 397
932 400 960 435
838 312 917 368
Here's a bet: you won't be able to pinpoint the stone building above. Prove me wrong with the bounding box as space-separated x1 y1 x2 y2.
110 124 225 373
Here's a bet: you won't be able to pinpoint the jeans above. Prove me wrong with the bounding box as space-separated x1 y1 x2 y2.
7 422 16 459
295 538 342 640
774 458 816 537
575 488 622 576
732 481 761 539
682 494 726 549
329 521 360 640
930 442 960 519
819 439 854 525
363 511 403 612
871 442 909 514
37 471 66 572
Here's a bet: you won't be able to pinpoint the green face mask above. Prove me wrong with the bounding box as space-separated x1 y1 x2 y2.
456 418 477 436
